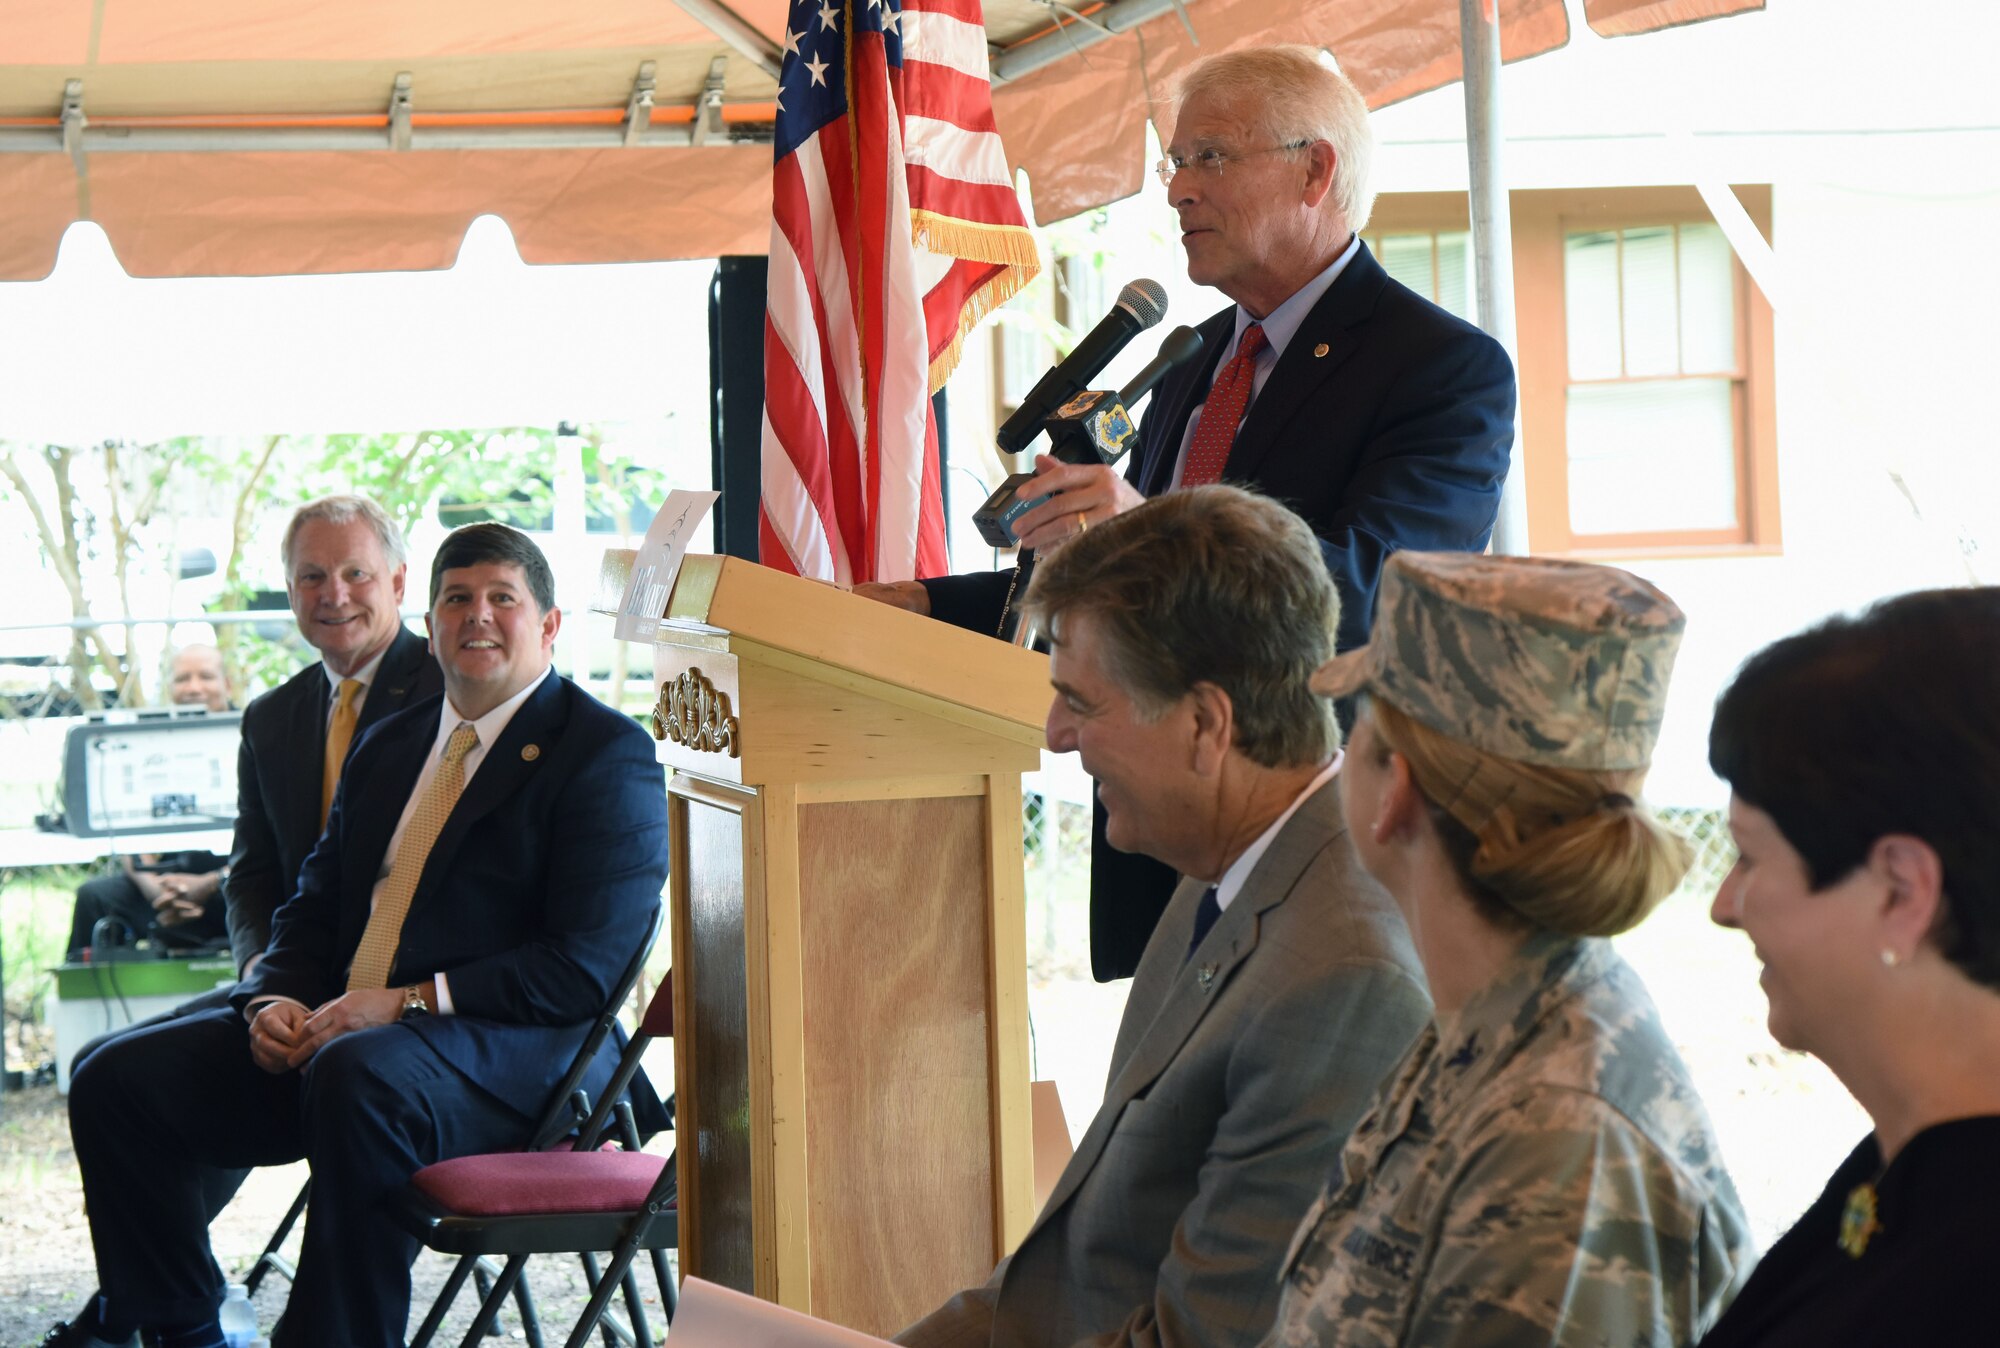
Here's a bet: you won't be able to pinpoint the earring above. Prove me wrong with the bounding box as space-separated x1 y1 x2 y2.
1880 948 1901 969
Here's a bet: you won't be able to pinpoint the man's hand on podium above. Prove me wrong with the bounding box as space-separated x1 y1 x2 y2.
854 580 931 615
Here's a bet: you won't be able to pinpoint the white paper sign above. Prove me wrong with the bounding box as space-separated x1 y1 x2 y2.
669 1278 895 1347
615 489 721 642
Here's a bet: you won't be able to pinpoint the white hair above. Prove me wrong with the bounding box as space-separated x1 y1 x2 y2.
1174 45 1377 232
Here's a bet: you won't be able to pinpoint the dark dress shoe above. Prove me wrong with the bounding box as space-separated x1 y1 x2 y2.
39 1323 138 1348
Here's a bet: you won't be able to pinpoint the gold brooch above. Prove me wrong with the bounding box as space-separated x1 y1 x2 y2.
1838 1181 1881 1258
1313 343 1330 358
520 744 540 762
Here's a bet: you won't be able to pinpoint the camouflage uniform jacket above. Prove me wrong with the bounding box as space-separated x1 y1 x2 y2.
1261 933 1752 1348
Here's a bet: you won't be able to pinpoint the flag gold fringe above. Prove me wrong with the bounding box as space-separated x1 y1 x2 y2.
912 211 1042 394
925 260 1038 395
910 210 1042 270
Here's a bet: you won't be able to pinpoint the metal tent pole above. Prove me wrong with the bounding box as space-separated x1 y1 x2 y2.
1459 0 1531 556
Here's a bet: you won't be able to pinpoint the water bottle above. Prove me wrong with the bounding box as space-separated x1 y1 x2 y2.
219 1283 258 1348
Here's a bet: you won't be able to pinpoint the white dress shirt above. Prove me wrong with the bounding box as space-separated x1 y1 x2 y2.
251 664 554 1020
322 645 389 724
1214 753 1344 915
378 664 555 1012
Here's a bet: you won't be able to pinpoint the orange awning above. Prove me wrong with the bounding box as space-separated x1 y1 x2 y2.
0 0 1763 279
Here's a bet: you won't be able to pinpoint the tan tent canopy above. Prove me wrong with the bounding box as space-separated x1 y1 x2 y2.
0 0 1761 279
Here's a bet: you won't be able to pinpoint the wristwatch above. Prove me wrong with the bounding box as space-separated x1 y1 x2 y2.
399 984 431 1020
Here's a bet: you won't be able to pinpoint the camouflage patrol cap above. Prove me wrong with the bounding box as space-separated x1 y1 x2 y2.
1311 552 1686 771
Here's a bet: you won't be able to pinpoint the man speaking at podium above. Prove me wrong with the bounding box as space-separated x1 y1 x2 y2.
897 488 1429 1348
63 524 670 1348
863 46 1515 980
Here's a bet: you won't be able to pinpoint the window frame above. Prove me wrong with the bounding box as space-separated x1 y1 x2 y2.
1368 185 1781 558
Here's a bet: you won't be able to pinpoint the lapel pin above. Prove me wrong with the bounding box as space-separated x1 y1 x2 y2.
1197 963 1218 991
521 744 541 762
1313 343 1330 358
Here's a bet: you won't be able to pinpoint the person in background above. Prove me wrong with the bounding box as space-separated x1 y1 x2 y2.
165 643 231 714
1694 587 2000 1347
64 645 232 961
1264 552 1751 1347
898 487 1430 1348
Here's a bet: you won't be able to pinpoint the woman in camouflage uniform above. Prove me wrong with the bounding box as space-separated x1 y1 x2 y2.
1262 551 1752 1347
1695 587 2000 1346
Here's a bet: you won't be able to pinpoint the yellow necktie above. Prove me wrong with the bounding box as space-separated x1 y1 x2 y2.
321 678 364 827
346 722 478 991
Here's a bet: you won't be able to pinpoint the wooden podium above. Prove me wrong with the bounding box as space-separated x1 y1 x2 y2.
600 553 1048 1337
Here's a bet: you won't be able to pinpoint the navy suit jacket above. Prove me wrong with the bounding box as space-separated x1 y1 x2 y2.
232 670 671 1120
927 242 1515 979
1125 241 1514 653
926 242 1514 652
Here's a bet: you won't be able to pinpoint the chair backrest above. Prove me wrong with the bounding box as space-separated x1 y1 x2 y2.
525 900 665 1152
639 970 673 1038
573 962 674 1152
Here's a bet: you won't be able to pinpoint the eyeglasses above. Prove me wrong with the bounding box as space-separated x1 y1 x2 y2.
1154 140 1310 187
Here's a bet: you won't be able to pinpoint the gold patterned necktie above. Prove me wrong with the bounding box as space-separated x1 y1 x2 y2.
346 722 479 991
321 678 364 828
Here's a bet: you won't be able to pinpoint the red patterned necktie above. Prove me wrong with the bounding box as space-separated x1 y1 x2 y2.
1179 323 1268 488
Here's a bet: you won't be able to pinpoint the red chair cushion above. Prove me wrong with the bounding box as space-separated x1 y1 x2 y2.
412 1150 671 1217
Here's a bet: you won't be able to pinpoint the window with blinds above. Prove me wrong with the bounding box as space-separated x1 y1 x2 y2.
1366 229 1477 323
1562 223 1747 540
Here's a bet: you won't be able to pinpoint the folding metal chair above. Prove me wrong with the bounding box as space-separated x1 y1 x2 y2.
245 901 666 1341
395 963 680 1348
241 1178 311 1296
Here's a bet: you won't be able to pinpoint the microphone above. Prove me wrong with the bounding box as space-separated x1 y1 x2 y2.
995 279 1169 454
970 324 1208 550
1117 324 1205 408
1039 325 1207 468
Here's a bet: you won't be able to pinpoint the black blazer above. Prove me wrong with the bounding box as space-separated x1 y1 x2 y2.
233 671 672 1120
222 625 442 973
928 243 1516 979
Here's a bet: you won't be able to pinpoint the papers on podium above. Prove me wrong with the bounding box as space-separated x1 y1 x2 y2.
613 488 719 642
670 1278 896 1347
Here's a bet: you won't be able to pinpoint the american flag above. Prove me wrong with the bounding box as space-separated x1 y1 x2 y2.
759 0 1039 585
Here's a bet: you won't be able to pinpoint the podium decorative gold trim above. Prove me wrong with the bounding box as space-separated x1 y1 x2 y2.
652 667 741 757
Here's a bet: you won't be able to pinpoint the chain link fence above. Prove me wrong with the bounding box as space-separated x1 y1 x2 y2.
1022 793 1737 976
1660 805 1738 900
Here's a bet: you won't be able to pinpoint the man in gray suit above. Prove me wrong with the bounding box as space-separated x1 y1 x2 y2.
897 486 1432 1348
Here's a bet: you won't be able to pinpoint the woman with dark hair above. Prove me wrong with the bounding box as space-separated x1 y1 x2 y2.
1262 552 1750 1348
1695 586 2000 1347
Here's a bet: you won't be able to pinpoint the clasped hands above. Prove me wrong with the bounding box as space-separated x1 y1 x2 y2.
138 870 222 928
854 456 1146 615
249 987 407 1074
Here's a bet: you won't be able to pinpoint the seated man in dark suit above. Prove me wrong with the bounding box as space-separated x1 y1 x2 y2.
897 487 1431 1348
56 497 446 1346
224 494 448 979
863 45 1517 981
58 523 669 1348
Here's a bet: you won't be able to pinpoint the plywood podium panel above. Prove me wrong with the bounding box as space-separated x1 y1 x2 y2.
606 555 1046 1340
797 793 994 1329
